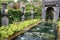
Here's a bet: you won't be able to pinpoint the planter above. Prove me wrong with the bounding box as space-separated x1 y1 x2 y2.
8 21 41 40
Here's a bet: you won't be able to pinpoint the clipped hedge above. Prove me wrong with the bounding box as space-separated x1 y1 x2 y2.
0 19 40 39
26 4 42 19
33 6 42 19
0 4 42 24
7 6 42 22
8 9 22 23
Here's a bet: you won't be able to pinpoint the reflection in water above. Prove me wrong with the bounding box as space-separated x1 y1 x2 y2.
15 32 41 40
14 22 57 40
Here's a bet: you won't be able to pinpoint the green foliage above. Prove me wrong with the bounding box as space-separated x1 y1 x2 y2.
25 11 31 20
0 19 40 39
34 0 42 2
7 4 42 22
21 0 28 2
0 8 1 26
58 21 60 31
25 4 42 19
0 4 42 27
0 0 1 6
8 9 22 23
33 6 42 19
25 4 34 20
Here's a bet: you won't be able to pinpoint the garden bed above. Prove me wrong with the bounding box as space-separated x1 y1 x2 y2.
12 21 58 40
0 19 40 40
8 21 41 40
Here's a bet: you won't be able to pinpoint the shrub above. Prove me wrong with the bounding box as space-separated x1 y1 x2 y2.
0 8 1 26
0 19 40 39
8 9 22 23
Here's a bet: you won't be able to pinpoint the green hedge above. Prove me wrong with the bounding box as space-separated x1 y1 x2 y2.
26 4 42 19
8 6 41 22
0 4 42 24
33 6 42 19
8 9 22 23
0 19 40 39
0 8 1 26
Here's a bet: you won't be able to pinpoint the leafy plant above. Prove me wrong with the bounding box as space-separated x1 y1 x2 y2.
58 21 60 31
0 19 40 39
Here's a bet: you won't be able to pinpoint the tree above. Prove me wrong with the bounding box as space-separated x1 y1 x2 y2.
34 0 42 2
0 0 1 6
20 0 28 2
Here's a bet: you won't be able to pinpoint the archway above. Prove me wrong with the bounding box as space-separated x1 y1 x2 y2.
59 12 60 19
45 7 54 21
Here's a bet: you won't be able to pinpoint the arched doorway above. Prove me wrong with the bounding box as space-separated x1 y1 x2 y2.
59 12 60 19
45 7 54 21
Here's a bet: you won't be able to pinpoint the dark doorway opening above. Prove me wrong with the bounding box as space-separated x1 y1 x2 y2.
59 12 60 19
59 12 60 21
45 7 54 21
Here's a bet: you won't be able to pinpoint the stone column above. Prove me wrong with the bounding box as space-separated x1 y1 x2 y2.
42 7 47 21
1 16 9 26
53 7 59 22
31 8 34 19
1 3 9 26
21 7 25 21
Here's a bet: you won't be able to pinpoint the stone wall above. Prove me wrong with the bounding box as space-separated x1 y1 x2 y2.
42 6 59 21
42 0 60 21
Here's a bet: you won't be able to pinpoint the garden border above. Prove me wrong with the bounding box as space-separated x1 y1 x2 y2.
8 21 41 40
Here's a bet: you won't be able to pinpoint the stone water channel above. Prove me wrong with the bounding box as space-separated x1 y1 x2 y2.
13 21 57 40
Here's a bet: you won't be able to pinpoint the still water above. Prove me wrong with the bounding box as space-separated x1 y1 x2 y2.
13 22 57 40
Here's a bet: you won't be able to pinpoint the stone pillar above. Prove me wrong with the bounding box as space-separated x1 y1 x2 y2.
1 3 9 26
21 7 25 21
31 8 34 19
53 7 59 22
1 16 9 26
42 7 47 21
